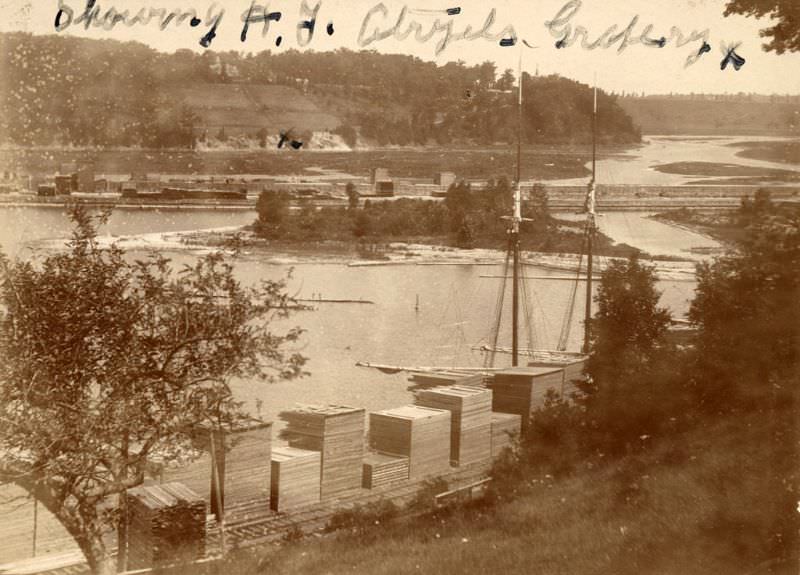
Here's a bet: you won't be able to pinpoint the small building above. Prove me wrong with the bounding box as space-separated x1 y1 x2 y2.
435 172 457 188
37 184 56 197
375 180 394 197
54 175 74 195
370 167 390 184
77 164 95 193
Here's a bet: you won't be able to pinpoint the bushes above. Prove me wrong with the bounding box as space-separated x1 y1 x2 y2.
325 499 400 539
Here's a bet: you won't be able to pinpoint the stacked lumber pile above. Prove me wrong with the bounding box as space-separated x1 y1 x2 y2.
408 371 485 391
157 440 212 501
270 446 322 511
159 420 272 512
369 405 451 480
362 452 410 489
490 412 522 457
414 386 492 466
126 482 206 570
279 405 365 500
490 367 566 432
528 358 585 395
223 422 272 504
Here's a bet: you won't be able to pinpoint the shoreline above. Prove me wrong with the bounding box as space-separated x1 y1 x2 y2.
34 227 699 281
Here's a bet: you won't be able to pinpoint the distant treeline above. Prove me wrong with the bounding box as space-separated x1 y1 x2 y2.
0 33 641 148
619 94 800 136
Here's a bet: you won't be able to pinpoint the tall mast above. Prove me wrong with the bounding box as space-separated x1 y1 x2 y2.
511 53 523 367
582 78 597 355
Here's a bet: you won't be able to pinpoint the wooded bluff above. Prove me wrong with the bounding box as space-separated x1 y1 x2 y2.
0 32 641 148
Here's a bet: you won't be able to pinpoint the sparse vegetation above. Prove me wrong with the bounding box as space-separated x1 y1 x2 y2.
252 181 641 258
325 500 401 538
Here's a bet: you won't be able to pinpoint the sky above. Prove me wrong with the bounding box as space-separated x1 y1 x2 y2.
3 0 800 95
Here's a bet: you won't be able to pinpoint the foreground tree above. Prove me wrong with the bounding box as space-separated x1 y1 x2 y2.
690 202 799 410
581 255 676 454
724 0 800 53
0 207 305 574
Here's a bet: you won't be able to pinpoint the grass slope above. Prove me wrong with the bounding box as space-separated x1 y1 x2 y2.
164 83 343 136
205 408 797 575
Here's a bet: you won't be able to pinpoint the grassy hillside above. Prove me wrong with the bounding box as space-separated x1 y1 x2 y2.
619 97 800 136
165 83 342 137
205 407 796 575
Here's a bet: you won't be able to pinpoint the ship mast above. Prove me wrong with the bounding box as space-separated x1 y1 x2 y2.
511 55 524 367
582 79 598 355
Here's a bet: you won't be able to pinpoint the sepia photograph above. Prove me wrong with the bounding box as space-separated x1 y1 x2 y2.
0 1 798 573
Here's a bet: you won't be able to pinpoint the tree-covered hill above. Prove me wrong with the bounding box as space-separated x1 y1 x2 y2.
0 33 641 148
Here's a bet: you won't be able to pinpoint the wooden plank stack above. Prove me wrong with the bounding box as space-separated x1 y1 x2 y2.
528 359 586 395
270 446 322 512
369 405 451 480
490 367 566 432
279 405 365 500
126 482 206 570
414 386 492 466
159 420 272 513
362 452 410 489
491 412 522 457
409 371 485 391
157 439 213 501
224 422 272 505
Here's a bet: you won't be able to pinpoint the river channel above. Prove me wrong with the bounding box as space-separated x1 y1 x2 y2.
0 203 705 428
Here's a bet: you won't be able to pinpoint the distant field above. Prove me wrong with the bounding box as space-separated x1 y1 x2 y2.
654 161 800 182
731 140 800 165
619 97 800 136
0 148 593 181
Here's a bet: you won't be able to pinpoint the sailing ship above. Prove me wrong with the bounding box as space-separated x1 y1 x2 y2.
358 65 600 377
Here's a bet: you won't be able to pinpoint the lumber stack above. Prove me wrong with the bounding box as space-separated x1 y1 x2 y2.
369 405 451 480
414 385 492 466
409 371 485 391
362 452 410 489
491 412 522 458
490 367 566 432
279 405 365 500
270 446 322 511
528 359 585 394
126 482 206 570
157 435 214 501
223 422 272 504
159 420 272 512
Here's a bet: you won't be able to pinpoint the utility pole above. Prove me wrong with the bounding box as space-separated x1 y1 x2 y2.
511 53 524 367
583 78 598 355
